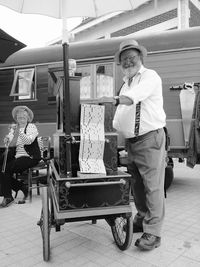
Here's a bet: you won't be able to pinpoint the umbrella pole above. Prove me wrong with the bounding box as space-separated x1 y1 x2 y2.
62 42 72 177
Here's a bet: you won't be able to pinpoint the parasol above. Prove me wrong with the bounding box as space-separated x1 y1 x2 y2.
0 28 26 63
0 0 150 174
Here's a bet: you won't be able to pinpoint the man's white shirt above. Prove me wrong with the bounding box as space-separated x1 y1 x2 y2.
113 65 166 138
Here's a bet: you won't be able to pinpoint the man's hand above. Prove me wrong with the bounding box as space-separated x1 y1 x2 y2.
97 95 133 106
97 96 115 104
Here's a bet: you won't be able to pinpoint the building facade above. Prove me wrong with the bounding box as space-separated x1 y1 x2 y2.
49 0 200 45
47 0 200 102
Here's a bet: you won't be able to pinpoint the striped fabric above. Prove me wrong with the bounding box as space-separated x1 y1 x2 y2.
134 102 141 136
37 136 44 155
15 123 39 158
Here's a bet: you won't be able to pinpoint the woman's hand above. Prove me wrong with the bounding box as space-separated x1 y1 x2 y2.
3 135 10 146
8 124 17 133
5 124 18 146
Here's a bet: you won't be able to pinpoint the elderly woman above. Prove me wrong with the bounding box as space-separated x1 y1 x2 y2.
0 106 41 208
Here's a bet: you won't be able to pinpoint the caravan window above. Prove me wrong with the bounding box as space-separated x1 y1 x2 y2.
76 62 114 99
96 64 114 98
77 65 92 99
10 68 36 101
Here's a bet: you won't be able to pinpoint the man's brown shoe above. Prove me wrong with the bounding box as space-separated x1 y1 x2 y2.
135 233 161 250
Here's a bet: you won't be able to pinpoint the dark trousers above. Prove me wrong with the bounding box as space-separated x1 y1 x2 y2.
127 128 166 237
0 150 39 198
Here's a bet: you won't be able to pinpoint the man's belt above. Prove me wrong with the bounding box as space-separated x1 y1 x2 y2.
127 128 162 144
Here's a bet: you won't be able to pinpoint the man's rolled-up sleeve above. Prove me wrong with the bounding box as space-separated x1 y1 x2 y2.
121 70 162 104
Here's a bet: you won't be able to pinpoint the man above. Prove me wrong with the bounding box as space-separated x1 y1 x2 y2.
111 39 166 250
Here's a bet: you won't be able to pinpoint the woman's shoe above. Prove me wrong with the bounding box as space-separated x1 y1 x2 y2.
0 197 14 208
17 184 28 204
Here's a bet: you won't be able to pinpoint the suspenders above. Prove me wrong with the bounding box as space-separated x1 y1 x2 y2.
117 75 142 137
134 102 141 137
128 76 141 137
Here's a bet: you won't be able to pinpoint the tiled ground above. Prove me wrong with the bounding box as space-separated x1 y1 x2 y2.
1 159 200 267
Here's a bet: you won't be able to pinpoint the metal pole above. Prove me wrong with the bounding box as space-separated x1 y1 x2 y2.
62 42 72 177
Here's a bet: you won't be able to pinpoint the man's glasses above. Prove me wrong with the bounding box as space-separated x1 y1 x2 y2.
120 55 139 64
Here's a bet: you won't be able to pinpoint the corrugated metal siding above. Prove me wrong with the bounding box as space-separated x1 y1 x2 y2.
111 9 177 37
145 49 200 120
189 1 200 27
34 65 57 123
0 69 15 123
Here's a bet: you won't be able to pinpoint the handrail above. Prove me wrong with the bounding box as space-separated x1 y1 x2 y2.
65 179 126 188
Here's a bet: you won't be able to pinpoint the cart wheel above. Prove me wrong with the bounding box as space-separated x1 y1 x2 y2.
39 186 51 261
110 215 133 250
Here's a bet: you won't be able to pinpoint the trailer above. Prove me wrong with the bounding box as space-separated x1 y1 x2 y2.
1 27 200 189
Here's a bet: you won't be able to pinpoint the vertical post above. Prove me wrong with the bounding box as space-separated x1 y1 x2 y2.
177 0 190 29
61 14 72 177
154 0 157 9
62 42 72 177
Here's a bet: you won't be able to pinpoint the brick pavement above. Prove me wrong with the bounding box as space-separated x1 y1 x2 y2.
0 160 200 267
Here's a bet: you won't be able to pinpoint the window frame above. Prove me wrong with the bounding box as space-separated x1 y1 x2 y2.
77 60 115 100
10 67 36 101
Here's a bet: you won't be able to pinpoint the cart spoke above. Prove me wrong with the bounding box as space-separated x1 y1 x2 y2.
111 215 133 250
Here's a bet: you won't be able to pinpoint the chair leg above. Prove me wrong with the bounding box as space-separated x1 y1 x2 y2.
47 165 50 185
37 180 40 195
35 170 40 195
28 169 32 202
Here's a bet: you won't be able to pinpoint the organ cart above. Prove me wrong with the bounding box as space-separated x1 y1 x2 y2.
38 68 133 261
